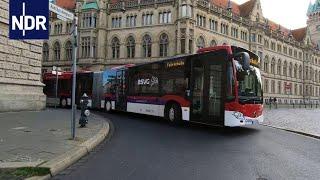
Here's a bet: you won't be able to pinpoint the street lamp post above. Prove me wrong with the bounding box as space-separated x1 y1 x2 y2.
71 17 78 140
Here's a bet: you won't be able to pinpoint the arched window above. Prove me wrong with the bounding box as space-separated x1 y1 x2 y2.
264 79 269 93
263 56 269 73
42 43 49 62
210 40 217 46
197 36 205 49
53 42 61 61
111 37 120 59
299 65 302 79
283 61 287 77
271 58 275 74
127 36 135 58
277 59 281 75
289 62 293 77
65 41 73 61
142 34 152 58
159 33 169 57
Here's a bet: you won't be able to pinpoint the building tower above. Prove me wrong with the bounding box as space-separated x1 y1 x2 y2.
307 0 320 49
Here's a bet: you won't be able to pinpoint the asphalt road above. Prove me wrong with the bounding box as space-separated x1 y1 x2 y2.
53 112 320 180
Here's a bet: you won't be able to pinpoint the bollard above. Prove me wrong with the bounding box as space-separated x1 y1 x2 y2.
293 103 295 109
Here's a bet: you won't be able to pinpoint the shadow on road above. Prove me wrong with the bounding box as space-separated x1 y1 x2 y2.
96 111 260 138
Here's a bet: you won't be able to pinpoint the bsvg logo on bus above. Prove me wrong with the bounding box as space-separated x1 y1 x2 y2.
9 0 49 40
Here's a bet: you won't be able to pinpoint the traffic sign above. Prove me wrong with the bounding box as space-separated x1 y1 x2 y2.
49 3 74 21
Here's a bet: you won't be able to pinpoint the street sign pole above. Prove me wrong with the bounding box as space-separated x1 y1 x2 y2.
71 17 78 140
49 2 77 140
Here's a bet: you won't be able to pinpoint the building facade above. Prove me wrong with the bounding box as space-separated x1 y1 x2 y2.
308 0 320 49
43 0 320 105
0 0 46 112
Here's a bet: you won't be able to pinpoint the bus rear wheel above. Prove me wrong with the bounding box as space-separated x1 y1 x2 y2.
165 103 182 124
105 100 112 113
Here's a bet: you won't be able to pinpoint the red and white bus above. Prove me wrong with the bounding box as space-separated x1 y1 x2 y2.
101 45 263 127
43 71 104 108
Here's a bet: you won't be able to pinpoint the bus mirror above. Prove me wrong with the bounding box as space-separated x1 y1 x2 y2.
235 52 250 71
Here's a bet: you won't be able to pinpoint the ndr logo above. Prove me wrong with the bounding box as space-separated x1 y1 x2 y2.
9 0 49 40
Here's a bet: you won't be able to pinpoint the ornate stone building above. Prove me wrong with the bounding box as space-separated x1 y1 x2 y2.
43 0 320 105
0 0 46 112
308 0 320 49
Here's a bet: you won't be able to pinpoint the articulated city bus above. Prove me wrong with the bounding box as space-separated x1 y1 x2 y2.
101 45 263 127
43 71 103 108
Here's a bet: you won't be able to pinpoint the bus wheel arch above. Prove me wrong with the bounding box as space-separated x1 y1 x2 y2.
164 101 182 124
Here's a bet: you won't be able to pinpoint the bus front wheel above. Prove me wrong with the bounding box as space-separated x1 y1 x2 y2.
105 100 112 113
165 103 182 124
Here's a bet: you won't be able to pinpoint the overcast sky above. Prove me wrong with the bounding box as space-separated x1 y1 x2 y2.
233 0 315 30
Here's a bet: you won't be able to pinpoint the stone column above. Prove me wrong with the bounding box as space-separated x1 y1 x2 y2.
0 0 46 112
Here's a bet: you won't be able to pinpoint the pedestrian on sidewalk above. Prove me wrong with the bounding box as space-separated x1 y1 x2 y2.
273 97 277 109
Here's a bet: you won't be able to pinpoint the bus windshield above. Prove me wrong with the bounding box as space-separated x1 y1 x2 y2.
235 61 263 104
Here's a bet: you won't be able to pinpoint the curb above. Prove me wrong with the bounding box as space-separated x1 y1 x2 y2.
262 123 320 140
27 117 110 180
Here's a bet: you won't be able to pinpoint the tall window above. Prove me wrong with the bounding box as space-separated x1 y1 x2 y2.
221 23 229 35
277 81 281 94
231 27 238 38
142 13 153 26
159 11 172 24
92 37 97 58
299 65 302 79
271 80 275 93
53 42 61 61
263 57 269 73
209 19 218 31
126 15 137 27
142 35 152 58
294 64 297 78
65 41 73 61
197 36 205 49
127 36 135 58
181 4 192 17
81 37 90 58
82 13 96 28
112 17 122 28
277 59 281 75
289 62 293 77
196 14 206 27
271 59 275 74
42 43 49 62
283 61 287 77
111 37 120 59
159 33 169 57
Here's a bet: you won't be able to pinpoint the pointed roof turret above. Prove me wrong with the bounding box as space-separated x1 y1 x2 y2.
227 0 232 11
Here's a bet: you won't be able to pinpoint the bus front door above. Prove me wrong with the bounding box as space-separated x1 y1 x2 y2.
190 51 227 126
115 70 127 111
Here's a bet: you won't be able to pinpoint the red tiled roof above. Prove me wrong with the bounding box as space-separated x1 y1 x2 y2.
239 0 256 17
56 0 76 10
267 19 291 36
291 27 307 42
210 0 241 15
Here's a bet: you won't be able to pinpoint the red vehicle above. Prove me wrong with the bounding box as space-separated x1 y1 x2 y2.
43 71 101 108
101 45 263 127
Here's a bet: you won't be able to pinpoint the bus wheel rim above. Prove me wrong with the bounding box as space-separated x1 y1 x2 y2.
61 99 67 107
106 101 111 111
169 107 175 121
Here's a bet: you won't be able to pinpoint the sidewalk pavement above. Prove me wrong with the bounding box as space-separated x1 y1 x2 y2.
263 108 320 138
0 108 109 179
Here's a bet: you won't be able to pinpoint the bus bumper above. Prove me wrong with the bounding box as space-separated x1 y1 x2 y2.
224 111 263 127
